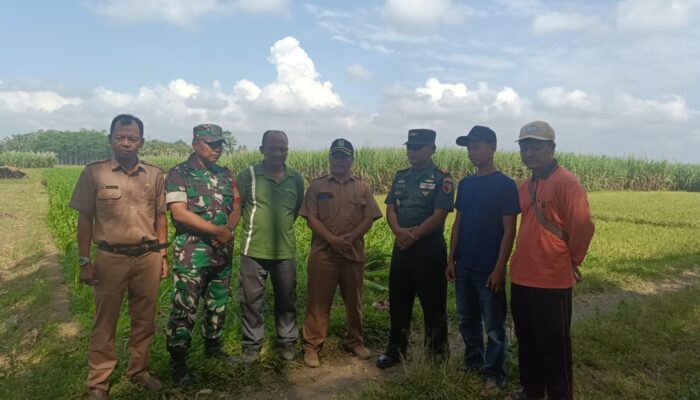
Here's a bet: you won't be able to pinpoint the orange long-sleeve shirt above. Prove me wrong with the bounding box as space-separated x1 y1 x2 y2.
510 165 595 289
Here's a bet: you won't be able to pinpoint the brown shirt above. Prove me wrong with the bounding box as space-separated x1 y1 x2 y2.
68 157 166 245
300 174 383 262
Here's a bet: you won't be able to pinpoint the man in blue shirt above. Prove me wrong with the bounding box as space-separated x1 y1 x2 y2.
446 125 520 396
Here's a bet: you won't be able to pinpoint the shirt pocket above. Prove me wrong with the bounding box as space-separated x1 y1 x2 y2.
96 187 122 217
349 195 367 222
186 184 212 213
318 192 335 220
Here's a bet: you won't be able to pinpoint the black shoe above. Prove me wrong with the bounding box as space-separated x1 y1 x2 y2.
375 352 402 369
204 339 239 365
169 350 192 387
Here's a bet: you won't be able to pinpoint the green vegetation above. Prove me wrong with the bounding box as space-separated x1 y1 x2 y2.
0 129 239 164
0 151 57 168
146 148 700 192
0 167 687 399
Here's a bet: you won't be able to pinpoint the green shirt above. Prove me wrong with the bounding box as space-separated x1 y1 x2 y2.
385 161 454 229
236 162 305 260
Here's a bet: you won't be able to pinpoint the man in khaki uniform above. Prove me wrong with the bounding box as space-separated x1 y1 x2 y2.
300 138 383 367
69 114 168 400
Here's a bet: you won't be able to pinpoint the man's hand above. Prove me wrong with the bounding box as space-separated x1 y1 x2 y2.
445 261 456 281
160 257 169 279
486 268 505 293
213 227 233 246
329 235 353 253
79 262 98 286
395 228 418 251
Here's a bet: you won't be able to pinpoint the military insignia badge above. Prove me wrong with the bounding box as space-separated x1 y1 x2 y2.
442 176 453 194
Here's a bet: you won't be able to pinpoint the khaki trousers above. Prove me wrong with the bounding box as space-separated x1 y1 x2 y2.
87 250 161 391
303 251 364 352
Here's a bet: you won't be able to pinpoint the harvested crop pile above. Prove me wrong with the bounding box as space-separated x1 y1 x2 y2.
0 166 27 179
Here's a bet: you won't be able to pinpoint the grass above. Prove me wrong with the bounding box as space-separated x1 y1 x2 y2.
1 167 699 399
0 151 57 168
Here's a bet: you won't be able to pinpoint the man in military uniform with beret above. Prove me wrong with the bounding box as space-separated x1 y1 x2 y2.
165 124 242 386
376 129 454 369
300 138 383 367
69 114 168 400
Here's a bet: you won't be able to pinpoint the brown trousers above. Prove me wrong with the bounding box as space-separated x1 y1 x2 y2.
303 251 364 352
87 250 161 391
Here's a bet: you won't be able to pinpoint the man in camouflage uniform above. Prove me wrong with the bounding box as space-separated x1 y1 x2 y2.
165 124 241 386
376 128 455 369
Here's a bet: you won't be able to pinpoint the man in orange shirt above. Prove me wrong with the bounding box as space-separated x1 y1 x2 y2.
506 121 595 400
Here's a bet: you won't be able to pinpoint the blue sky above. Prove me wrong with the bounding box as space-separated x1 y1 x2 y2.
1 0 699 162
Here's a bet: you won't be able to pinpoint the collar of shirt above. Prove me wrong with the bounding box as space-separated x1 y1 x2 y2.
533 159 559 180
185 153 224 173
408 160 435 179
109 157 146 176
253 162 295 182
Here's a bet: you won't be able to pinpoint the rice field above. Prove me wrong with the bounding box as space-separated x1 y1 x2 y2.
30 163 700 399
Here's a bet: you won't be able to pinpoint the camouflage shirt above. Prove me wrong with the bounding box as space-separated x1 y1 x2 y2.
165 153 237 267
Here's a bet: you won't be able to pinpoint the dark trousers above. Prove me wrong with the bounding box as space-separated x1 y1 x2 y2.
386 233 448 358
511 283 573 400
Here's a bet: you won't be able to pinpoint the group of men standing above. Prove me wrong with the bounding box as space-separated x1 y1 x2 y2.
70 114 594 400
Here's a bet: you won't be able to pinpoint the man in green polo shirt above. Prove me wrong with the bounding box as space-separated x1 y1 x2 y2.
236 130 305 362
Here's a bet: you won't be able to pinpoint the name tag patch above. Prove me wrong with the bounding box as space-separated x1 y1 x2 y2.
419 182 436 190
318 192 334 200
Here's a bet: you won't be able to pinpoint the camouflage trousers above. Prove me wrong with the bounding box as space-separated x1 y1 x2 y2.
166 262 232 351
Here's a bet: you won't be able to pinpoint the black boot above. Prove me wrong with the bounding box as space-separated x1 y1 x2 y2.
169 349 192 387
204 338 239 364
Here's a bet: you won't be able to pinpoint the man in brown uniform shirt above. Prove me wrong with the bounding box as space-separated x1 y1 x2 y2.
300 138 383 367
69 114 168 400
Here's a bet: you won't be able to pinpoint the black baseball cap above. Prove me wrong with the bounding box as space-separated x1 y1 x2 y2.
330 138 353 156
456 125 497 146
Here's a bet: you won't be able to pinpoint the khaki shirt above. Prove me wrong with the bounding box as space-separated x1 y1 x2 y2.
300 174 383 262
68 157 166 245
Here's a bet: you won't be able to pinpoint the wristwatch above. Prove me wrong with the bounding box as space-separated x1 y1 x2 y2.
78 257 91 267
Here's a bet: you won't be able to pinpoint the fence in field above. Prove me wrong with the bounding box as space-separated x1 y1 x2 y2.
145 148 700 192
0 151 58 168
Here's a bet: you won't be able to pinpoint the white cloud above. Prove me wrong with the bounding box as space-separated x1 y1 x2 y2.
89 0 287 26
0 90 83 113
616 0 698 32
240 36 342 111
346 64 374 81
537 87 600 112
532 12 599 34
383 0 451 33
617 93 689 121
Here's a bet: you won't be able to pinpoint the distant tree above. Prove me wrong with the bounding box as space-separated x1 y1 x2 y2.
222 130 238 154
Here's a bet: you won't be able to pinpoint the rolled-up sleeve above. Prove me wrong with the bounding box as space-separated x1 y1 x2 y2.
165 168 187 204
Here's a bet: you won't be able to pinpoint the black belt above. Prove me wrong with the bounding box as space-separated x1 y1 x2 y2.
98 240 169 257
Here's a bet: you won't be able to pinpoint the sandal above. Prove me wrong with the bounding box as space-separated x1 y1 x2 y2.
480 381 500 397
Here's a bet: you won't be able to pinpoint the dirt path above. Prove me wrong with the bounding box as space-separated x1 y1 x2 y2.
0 174 78 373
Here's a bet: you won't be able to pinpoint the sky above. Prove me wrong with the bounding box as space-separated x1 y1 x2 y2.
1 0 699 162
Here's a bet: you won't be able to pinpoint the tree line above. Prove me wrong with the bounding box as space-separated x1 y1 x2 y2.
0 129 238 165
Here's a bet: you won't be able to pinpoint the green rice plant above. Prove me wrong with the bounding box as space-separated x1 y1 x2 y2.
0 151 57 168
145 148 700 193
